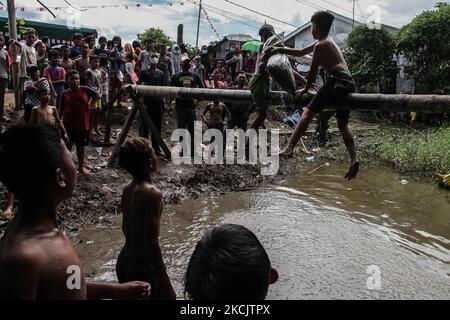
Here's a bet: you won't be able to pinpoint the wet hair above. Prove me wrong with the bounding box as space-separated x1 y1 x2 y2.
72 33 83 41
311 11 335 35
258 24 275 37
48 49 59 59
0 125 64 199
118 137 154 179
184 224 272 300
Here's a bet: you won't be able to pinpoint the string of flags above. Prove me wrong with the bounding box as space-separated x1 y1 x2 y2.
0 2 186 12
187 0 220 40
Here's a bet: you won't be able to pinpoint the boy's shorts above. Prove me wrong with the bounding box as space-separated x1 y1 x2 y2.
101 96 109 108
249 74 270 114
90 98 102 110
67 130 89 146
308 70 356 124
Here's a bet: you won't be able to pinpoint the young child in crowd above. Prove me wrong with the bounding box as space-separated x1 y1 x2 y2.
43 50 66 111
85 55 103 137
23 64 50 123
30 88 68 142
60 70 99 175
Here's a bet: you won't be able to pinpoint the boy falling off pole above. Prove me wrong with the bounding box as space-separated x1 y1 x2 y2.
270 11 360 180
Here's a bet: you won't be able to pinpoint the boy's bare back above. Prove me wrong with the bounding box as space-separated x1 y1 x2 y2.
313 37 350 74
120 181 163 258
0 223 87 299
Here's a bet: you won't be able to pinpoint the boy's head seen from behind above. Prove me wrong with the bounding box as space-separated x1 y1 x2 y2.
185 224 278 300
119 137 157 180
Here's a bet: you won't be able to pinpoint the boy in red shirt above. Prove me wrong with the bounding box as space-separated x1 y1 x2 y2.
60 70 99 175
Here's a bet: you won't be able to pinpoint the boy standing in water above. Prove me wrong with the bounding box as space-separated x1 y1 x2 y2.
117 137 176 300
0 124 150 299
271 11 359 180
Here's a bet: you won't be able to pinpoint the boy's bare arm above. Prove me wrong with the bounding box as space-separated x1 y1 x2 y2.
86 281 150 300
0 253 41 299
142 187 176 299
302 44 322 93
54 107 68 140
202 105 211 125
29 108 37 124
270 41 318 58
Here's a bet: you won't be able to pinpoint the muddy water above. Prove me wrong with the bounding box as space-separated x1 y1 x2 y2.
74 163 450 300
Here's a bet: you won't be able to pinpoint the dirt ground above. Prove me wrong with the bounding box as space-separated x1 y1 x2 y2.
0 89 381 235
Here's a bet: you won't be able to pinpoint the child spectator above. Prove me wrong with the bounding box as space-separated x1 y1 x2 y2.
99 53 110 126
75 44 90 86
43 50 66 111
60 45 75 72
117 137 176 300
125 53 138 85
60 70 99 175
30 88 68 142
85 55 103 137
210 60 228 89
184 224 278 300
35 41 48 76
23 64 50 122
0 124 151 299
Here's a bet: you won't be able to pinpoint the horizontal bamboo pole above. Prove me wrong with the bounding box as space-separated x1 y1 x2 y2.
127 85 450 113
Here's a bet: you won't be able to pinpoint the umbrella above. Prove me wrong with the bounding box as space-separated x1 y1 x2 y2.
241 40 262 53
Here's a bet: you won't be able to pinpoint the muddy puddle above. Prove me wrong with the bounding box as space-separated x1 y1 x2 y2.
73 163 450 300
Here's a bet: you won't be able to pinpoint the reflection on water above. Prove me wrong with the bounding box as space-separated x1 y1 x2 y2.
74 163 450 300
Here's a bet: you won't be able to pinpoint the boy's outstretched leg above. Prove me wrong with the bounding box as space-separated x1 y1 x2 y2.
76 144 90 175
337 118 359 180
279 108 316 157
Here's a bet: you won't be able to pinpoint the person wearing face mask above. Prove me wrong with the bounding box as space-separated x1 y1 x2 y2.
138 52 167 157
171 44 182 74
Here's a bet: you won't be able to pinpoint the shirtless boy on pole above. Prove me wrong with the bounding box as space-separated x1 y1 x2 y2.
270 11 360 180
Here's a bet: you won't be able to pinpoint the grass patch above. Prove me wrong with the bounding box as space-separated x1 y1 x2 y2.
376 126 450 175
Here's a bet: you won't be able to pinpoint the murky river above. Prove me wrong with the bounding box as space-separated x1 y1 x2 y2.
74 163 450 300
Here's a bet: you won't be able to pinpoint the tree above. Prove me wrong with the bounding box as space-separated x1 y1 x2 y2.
396 3 450 94
343 24 396 92
137 28 175 47
4 18 36 37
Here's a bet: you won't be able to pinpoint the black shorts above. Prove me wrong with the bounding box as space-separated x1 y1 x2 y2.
308 71 356 124
67 130 89 146
116 250 160 299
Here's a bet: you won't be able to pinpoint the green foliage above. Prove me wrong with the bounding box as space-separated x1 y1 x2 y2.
343 24 396 91
376 127 450 174
4 18 36 36
137 27 175 47
396 3 450 94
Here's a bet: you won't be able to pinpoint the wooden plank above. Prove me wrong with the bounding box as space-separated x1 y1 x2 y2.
107 103 138 167
135 99 172 160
